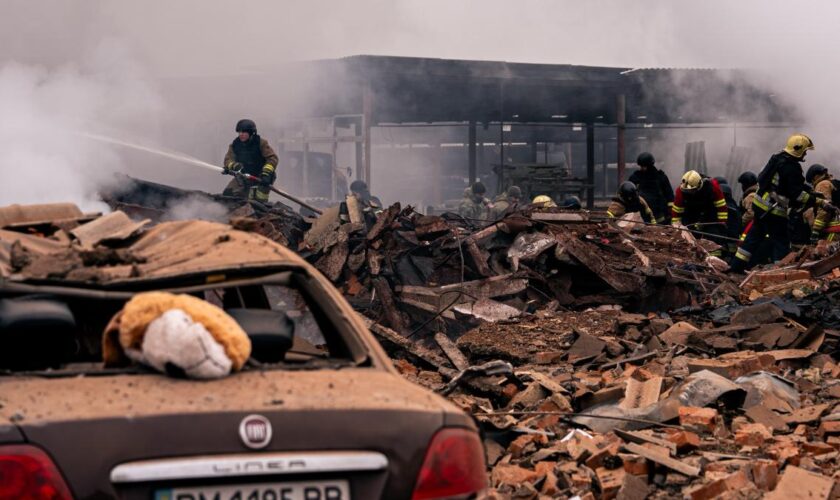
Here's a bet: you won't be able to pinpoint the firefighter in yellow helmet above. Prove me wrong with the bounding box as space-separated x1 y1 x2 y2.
532 194 557 208
222 119 279 203
671 170 729 256
731 133 837 272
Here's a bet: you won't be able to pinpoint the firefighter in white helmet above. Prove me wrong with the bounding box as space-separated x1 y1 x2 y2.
671 170 729 256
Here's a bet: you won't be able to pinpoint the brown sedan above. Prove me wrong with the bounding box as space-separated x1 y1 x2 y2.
0 220 486 500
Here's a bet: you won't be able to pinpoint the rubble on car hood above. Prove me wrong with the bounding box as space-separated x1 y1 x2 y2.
0 208 306 285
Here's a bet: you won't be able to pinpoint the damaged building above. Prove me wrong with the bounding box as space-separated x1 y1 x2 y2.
161 55 794 210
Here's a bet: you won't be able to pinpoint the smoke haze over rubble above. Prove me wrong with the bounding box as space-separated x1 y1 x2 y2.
1 0 840 206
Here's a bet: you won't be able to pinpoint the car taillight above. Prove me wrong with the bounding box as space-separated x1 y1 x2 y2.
0 445 73 500
412 428 487 500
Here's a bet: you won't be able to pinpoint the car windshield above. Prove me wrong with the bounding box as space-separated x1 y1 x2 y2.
0 276 357 376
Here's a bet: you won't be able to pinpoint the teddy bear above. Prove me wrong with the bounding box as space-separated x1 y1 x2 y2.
103 291 251 379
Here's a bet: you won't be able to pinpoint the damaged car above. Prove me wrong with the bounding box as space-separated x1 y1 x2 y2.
0 204 487 500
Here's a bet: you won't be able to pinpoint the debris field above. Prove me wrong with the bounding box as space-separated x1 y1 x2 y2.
5 186 840 499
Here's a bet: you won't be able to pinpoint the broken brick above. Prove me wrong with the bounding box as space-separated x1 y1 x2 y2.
764 465 834 500
686 470 752 500
666 430 701 453
679 407 718 433
491 464 538 486
750 460 778 492
596 466 626 499
687 353 775 379
734 423 773 447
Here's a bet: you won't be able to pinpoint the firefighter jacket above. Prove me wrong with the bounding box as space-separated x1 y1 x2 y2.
753 151 821 218
628 167 674 223
606 196 654 223
812 177 840 234
489 192 519 220
224 134 279 177
459 194 491 221
671 178 727 226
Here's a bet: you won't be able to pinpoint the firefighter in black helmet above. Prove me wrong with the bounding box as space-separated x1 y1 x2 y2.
222 119 279 202
607 181 655 222
339 180 383 225
628 152 674 224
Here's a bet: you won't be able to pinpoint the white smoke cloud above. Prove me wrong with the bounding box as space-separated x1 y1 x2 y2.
2 0 840 207
0 40 162 211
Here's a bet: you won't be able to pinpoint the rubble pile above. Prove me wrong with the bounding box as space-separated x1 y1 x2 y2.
386 292 840 499
101 174 308 249
302 203 726 341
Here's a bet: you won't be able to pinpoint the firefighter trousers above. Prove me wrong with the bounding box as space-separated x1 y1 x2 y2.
731 207 789 272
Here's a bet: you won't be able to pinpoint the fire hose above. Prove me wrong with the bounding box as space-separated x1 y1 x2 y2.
222 169 323 215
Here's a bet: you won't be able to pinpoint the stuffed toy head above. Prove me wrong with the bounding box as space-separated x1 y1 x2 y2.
103 292 251 379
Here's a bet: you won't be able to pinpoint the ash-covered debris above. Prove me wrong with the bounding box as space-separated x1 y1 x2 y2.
100 174 308 249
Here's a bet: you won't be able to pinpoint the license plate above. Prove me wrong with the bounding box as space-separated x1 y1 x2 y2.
155 480 350 500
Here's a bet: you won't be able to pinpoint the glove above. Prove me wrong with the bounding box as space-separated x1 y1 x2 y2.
823 202 839 214
222 162 243 175
260 164 275 186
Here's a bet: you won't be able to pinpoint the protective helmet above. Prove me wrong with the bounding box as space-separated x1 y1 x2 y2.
680 170 704 192
532 195 557 208
350 180 369 193
235 119 257 134
636 152 655 168
806 163 829 184
562 196 581 209
783 133 814 158
618 181 639 203
714 176 728 186
720 183 733 199
507 186 522 199
737 171 757 189
471 182 487 195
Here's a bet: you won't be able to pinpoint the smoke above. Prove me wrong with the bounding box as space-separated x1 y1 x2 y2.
2 0 840 208
0 40 161 211
163 197 230 223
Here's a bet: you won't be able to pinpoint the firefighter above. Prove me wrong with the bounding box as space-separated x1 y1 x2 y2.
222 119 279 202
672 170 729 256
718 182 742 256
459 182 492 220
737 171 758 227
807 164 840 242
607 181 655 222
490 186 522 220
628 152 674 224
731 134 837 272
562 195 582 210
339 180 382 224
532 195 557 208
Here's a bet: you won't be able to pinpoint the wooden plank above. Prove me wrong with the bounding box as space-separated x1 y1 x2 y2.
619 377 663 410
614 429 677 455
556 232 643 293
621 442 700 477
434 332 469 371
364 319 449 370
530 212 589 222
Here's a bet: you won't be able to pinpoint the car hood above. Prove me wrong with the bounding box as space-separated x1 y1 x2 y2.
0 368 457 424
